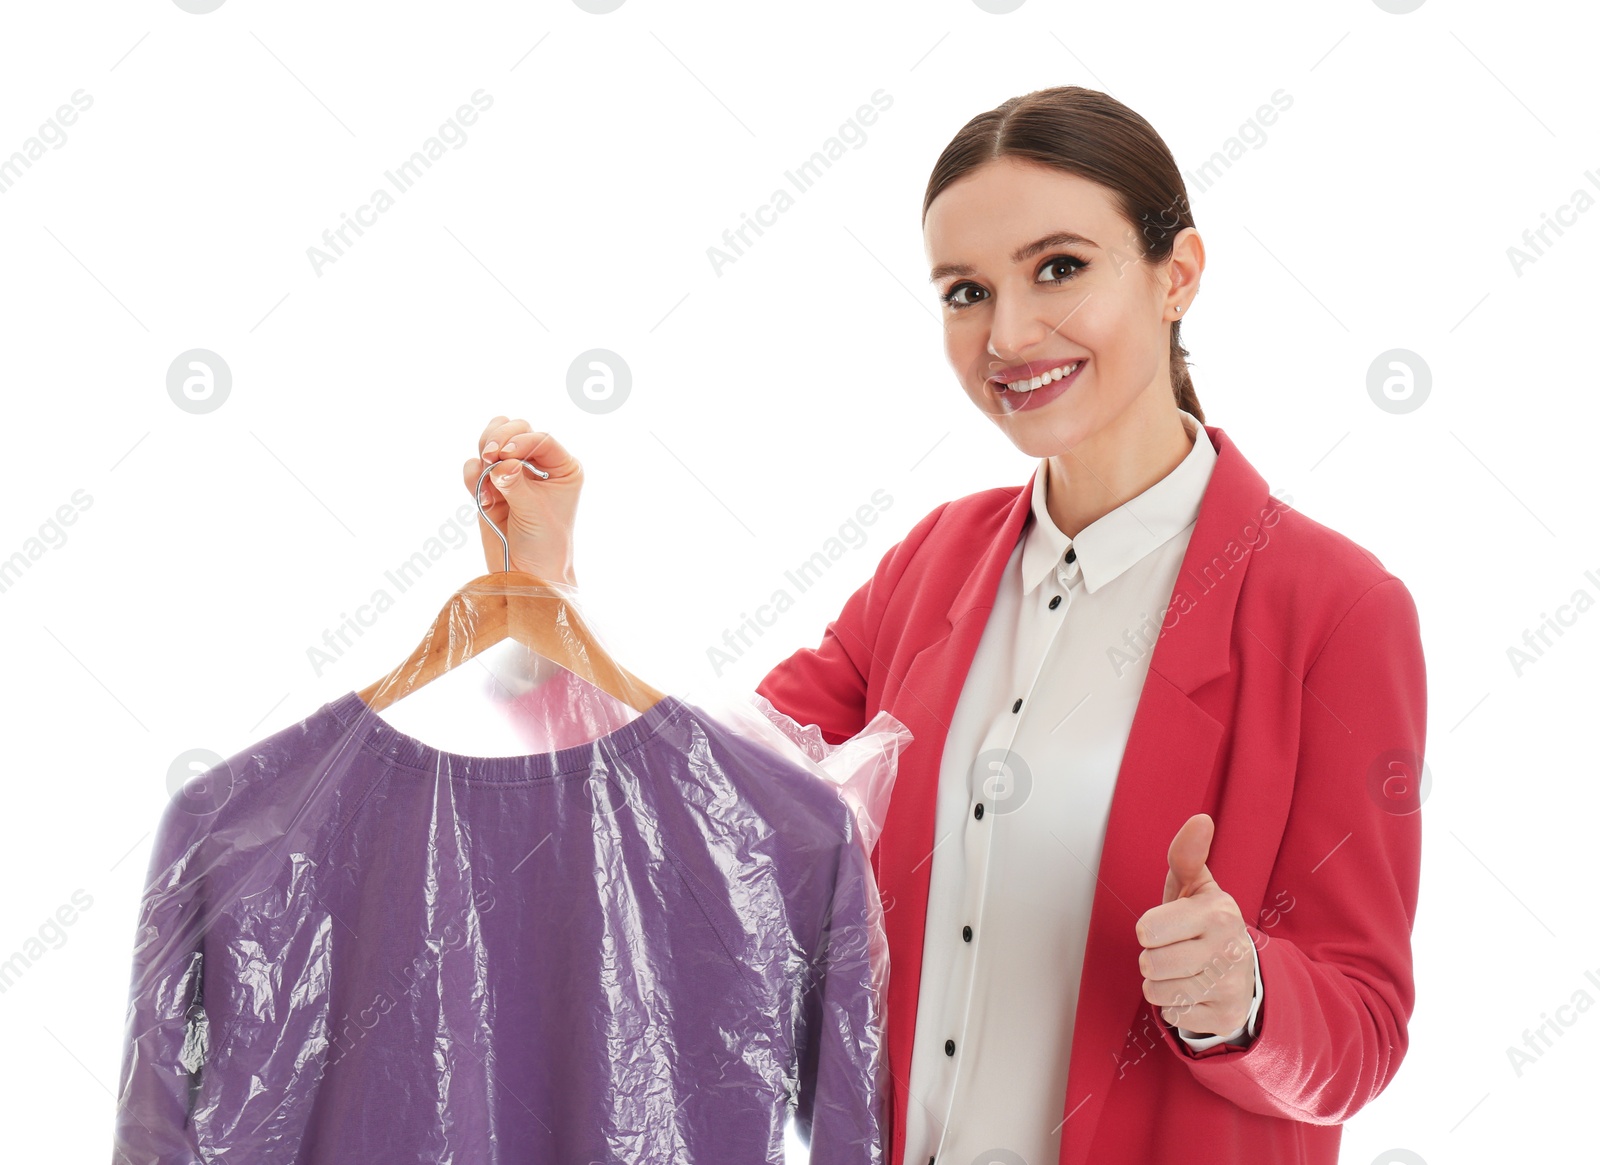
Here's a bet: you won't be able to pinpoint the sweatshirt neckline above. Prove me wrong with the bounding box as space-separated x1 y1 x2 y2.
324 689 690 782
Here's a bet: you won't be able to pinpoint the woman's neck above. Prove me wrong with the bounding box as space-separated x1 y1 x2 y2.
1044 404 1195 539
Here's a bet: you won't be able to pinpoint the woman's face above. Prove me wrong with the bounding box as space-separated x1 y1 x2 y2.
924 157 1196 459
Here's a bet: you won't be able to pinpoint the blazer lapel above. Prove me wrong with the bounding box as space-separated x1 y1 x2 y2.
1058 425 1270 1165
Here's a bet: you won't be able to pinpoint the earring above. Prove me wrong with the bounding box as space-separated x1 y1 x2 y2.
1175 304 1184 314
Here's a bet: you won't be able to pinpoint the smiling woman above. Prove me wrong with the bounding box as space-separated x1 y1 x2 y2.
752 85 1426 1165
467 83 1427 1165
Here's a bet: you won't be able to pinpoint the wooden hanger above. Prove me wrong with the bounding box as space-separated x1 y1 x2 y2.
356 458 664 715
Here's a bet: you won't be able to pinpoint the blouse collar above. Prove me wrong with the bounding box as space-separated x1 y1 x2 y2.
1021 409 1217 595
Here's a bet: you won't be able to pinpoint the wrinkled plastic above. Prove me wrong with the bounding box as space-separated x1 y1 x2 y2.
112 581 910 1164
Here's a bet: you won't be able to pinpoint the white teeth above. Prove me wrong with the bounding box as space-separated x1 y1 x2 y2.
999 360 1081 392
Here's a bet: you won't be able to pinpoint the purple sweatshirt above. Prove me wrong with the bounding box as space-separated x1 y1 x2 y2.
112 690 885 1163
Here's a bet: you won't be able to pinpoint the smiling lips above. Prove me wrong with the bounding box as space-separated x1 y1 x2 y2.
991 358 1085 393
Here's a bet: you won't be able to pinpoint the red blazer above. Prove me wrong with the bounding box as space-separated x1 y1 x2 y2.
755 423 1426 1165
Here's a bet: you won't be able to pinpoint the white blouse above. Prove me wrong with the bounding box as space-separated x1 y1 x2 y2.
903 409 1262 1165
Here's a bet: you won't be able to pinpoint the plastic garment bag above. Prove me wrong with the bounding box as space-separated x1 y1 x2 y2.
112 630 909 1163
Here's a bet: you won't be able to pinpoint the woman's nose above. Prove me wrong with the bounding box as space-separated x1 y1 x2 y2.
987 310 1056 372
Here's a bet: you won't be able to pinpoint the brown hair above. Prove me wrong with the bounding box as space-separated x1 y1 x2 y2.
922 86 1203 423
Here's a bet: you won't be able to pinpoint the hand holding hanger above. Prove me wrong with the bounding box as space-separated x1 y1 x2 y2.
463 416 583 587
358 425 664 715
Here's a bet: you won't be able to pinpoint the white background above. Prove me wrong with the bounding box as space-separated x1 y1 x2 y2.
0 0 1593 1161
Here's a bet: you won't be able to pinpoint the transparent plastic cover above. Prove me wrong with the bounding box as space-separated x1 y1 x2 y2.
111 581 909 1164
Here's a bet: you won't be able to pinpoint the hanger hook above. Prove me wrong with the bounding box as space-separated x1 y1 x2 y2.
474 457 551 573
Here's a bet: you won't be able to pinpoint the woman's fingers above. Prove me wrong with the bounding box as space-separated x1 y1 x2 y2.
481 417 532 460
495 430 580 486
469 417 536 509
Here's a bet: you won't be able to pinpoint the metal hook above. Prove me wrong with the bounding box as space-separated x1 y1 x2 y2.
474 457 551 573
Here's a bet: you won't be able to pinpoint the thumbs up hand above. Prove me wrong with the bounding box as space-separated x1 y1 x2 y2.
1135 813 1256 1038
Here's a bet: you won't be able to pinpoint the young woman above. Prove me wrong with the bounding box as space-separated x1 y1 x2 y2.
466 86 1426 1165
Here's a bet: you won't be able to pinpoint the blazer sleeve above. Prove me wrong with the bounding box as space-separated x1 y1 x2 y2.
1157 575 1427 1122
755 502 950 747
112 789 211 1164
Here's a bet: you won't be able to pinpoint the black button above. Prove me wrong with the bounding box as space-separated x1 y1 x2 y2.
1049 595 1061 609
962 925 972 942
974 803 984 820
1065 546 1077 563
944 1039 956 1056
1012 697 1023 713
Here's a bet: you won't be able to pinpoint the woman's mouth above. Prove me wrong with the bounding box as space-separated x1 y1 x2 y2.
988 358 1086 414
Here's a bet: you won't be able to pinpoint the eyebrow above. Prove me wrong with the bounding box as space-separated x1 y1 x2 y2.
927 230 1100 284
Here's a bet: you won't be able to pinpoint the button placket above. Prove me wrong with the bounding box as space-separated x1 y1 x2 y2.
925 709 1011 1151
925 551 1079 1160
928 592 1075 1158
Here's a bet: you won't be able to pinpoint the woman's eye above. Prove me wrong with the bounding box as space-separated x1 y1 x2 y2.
1039 255 1086 283
941 283 986 309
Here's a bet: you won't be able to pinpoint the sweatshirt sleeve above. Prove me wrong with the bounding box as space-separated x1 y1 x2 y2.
756 502 950 748
112 785 214 1164
1154 576 1427 1121
790 830 888 1165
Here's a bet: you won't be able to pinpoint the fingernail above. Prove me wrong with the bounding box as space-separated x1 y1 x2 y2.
494 472 517 489
483 441 500 455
